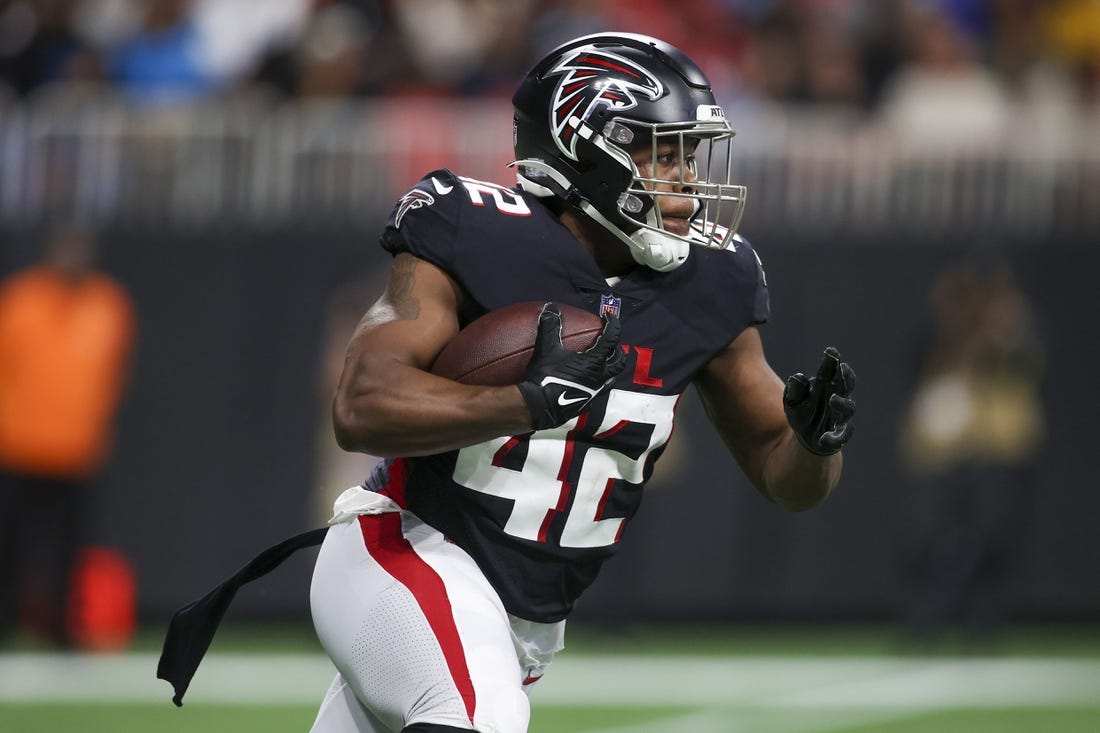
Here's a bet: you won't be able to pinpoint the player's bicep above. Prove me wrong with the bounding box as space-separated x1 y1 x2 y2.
694 326 788 491
347 252 462 370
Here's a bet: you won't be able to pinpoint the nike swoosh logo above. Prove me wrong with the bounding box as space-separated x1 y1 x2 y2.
431 177 453 194
557 393 588 406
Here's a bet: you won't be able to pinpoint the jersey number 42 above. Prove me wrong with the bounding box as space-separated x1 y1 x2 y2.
452 389 677 549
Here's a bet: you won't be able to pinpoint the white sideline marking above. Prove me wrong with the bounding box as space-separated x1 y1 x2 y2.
581 708 922 733
0 653 333 704
538 655 1100 708
0 653 1098 710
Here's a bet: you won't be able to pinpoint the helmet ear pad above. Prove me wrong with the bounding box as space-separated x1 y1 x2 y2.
566 128 655 231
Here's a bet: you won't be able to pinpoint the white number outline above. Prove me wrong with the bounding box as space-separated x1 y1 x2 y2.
458 176 532 217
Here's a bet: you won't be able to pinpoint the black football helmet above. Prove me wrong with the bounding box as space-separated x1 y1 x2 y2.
512 32 746 271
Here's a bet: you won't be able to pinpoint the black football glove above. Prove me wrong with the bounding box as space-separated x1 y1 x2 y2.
783 347 856 456
518 303 626 431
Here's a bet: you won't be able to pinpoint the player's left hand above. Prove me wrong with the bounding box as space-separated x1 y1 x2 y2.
783 347 856 456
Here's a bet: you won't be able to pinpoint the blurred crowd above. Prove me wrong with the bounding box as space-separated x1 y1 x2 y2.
1 0 1099 117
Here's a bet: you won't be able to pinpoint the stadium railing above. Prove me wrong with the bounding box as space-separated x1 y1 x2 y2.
1 86 1096 237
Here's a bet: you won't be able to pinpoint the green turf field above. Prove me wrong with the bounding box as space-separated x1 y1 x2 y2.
2 701 1098 733
2 625 1098 732
4 702 1094 733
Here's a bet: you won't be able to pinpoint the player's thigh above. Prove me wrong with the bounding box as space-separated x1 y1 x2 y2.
311 673 393 733
311 513 529 733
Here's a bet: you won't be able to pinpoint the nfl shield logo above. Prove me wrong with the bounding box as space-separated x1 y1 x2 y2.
599 293 621 318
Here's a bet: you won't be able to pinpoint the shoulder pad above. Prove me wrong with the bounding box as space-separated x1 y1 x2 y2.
380 169 463 271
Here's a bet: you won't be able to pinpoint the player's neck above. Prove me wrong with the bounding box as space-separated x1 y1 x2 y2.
559 209 638 278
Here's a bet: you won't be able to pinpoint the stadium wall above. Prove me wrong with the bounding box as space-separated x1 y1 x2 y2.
2 225 1093 626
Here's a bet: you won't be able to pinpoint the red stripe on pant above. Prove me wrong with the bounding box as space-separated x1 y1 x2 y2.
357 513 476 724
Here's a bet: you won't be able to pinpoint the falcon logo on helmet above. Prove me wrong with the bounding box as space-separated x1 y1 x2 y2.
546 49 664 161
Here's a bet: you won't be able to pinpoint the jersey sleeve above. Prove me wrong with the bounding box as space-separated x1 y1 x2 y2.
731 234 770 326
670 234 771 358
379 169 462 274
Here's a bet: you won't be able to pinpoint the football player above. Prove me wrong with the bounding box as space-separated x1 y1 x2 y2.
310 32 856 733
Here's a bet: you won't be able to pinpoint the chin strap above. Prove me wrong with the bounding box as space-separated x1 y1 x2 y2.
513 160 690 272
580 201 689 272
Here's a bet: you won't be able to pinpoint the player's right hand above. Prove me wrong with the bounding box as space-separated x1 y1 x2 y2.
518 303 626 430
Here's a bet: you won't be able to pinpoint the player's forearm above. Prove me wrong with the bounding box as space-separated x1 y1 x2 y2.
761 430 842 511
332 360 532 457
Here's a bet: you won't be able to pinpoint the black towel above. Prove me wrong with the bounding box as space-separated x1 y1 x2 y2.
156 527 328 706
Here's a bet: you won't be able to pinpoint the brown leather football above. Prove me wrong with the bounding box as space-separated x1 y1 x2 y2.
431 302 604 386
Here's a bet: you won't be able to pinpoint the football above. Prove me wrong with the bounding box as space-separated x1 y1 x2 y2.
431 301 604 386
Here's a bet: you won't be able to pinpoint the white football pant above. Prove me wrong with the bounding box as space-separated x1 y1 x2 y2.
309 497 563 733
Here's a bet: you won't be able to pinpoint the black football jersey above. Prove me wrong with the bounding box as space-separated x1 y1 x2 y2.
365 169 769 622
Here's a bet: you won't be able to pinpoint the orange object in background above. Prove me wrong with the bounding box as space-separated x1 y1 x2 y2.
68 546 137 652
0 266 135 480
